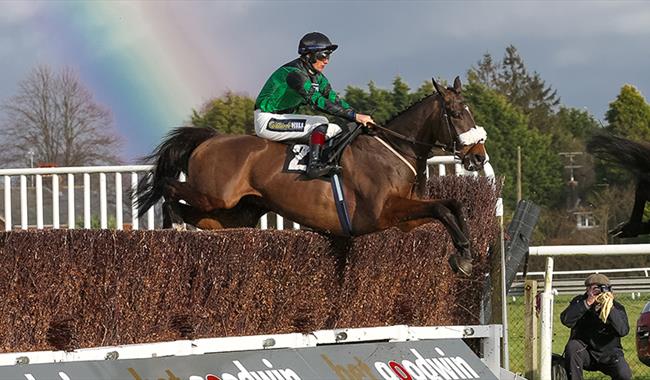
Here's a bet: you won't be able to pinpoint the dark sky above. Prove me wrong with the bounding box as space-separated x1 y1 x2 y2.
1 1 649 159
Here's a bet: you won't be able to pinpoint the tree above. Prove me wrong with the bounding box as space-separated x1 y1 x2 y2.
467 45 560 132
467 53 498 88
391 76 411 112
463 83 564 210
593 84 650 186
410 81 434 103
343 85 371 116
605 84 650 141
0 65 122 167
548 107 600 202
551 106 600 144
344 77 434 125
190 90 255 135
366 81 395 124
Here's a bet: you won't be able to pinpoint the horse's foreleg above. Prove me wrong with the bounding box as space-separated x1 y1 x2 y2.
611 181 650 238
383 197 472 275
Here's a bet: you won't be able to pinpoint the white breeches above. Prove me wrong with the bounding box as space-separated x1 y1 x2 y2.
254 110 342 142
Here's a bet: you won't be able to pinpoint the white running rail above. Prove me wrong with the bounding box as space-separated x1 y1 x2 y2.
1 165 154 231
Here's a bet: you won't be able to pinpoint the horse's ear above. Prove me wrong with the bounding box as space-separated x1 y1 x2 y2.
453 76 462 92
432 77 446 96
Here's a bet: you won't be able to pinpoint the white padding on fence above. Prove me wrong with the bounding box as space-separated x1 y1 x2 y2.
529 244 650 256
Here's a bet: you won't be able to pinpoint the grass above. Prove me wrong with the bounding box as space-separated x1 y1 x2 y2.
507 293 649 379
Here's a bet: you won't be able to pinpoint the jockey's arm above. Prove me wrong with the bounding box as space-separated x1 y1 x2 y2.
286 71 356 122
317 76 375 127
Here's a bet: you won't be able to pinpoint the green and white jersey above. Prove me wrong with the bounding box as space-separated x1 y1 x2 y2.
255 58 356 121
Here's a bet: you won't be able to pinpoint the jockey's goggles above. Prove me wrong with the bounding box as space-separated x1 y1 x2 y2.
315 50 332 61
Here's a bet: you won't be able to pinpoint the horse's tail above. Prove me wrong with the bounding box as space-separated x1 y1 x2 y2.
586 133 650 177
134 127 218 217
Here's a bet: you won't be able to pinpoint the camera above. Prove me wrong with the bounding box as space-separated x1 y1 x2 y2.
597 284 612 293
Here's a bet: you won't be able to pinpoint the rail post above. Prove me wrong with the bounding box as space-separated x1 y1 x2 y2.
524 279 539 380
539 256 554 380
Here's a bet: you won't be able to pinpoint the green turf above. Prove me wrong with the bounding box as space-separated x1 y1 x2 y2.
507 293 649 379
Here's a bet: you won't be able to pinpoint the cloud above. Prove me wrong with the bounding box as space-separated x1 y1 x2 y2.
551 47 591 67
610 8 650 35
431 1 650 40
0 1 41 23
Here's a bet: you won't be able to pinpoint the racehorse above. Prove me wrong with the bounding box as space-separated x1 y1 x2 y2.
135 77 488 275
587 134 650 237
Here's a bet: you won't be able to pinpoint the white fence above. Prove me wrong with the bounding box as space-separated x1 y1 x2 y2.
529 244 650 379
1 157 495 232
510 267 650 296
1 165 154 231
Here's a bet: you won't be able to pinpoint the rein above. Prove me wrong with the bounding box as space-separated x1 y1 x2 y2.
372 136 417 176
371 92 460 160
365 81 483 176
373 124 436 150
371 80 464 158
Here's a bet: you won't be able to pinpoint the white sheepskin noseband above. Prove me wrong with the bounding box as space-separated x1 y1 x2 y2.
458 126 487 146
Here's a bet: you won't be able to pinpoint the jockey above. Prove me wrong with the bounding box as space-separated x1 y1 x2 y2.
255 32 375 178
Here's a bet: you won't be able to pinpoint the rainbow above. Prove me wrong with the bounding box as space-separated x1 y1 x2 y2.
26 2 233 161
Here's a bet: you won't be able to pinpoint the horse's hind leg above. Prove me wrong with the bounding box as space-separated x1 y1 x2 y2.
171 202 225 229
162 179 216 212
162 201 184 229
170 197 267 230
160 178 217 230
161 178 267 230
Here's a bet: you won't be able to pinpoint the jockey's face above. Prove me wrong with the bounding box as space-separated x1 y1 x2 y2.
312 51 330 72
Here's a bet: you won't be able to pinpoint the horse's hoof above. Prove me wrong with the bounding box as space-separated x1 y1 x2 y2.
449 255 472 276
610 222 640 238
172 222 187 231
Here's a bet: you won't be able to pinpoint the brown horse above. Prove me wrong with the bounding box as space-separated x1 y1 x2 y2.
587 134 650 237
135 77 488 275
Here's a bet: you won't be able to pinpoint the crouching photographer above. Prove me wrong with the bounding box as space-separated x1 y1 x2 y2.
560 273 632 380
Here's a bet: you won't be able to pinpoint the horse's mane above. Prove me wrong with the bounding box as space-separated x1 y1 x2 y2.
587 134 650 178
385 93 436 126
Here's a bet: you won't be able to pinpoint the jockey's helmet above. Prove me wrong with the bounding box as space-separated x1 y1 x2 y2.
298 32 338 56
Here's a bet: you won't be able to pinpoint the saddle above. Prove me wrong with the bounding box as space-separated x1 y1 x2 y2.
283 122 367 176
281 123 367 235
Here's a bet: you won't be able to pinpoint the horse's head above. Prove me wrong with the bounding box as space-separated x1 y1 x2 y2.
433 77 488 171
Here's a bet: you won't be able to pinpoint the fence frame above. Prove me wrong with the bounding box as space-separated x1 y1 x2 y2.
0 324 503 376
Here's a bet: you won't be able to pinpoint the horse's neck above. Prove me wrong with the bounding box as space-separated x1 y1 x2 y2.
382 96 439 159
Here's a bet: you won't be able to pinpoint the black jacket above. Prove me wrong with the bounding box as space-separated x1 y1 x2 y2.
560 293 629 363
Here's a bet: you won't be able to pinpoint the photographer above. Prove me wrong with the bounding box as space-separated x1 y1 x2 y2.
560 273 632 380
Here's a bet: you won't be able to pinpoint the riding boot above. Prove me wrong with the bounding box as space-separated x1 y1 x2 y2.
306 126 339 178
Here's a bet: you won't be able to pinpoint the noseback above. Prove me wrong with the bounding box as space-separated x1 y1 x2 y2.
463 143 487 171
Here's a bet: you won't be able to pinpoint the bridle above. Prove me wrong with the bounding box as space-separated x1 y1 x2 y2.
372 89 468 160
432 78 463 156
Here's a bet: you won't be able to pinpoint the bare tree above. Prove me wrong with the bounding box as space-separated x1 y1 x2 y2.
0 65 122 168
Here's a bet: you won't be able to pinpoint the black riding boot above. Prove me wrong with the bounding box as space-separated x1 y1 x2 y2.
306 143 339 178
306 126 338 178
